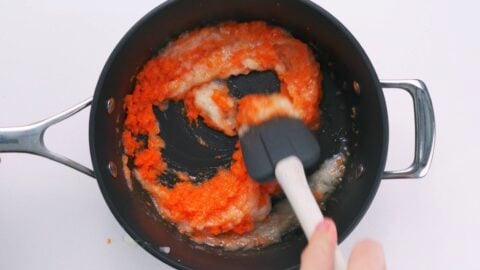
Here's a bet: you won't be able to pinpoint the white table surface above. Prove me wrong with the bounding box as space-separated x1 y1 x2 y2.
1 0 479 269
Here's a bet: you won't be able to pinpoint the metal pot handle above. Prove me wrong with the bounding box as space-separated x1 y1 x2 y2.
0 97 95 178
381 80 435 179
1 81 435 180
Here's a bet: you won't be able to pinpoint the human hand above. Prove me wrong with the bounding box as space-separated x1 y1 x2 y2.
301 218 386 270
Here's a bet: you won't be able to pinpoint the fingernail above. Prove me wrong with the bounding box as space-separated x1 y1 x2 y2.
316 219 336 240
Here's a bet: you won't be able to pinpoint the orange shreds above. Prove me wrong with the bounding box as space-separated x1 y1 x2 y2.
134 148 166 183
122 21 322 236
124 95 158 135
236 94 299 129
183 90 201 123
159 169 260 235
122 130 141 155
211 88 235 112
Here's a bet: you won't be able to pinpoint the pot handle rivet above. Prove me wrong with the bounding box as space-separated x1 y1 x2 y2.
353 81 361 95
355 164 365 179
108 161 118 178
106 98 115 114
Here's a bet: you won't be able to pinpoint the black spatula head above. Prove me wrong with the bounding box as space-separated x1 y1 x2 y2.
240 117 321 182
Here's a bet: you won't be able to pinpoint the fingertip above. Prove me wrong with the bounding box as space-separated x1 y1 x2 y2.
301 219 338 270
313 218 337 243
357 239 384 253
348 239 386 270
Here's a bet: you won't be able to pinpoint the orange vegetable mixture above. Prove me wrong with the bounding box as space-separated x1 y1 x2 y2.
122 21 322 237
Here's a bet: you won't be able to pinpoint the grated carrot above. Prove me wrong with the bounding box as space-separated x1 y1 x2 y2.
121 21 321 236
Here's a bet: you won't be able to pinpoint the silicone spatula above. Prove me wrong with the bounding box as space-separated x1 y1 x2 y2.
239 117 346 270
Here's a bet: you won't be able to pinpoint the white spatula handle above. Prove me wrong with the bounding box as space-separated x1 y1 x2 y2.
275 156 347 270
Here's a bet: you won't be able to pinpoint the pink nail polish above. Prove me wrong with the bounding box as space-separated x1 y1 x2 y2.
316 219 332 232
316 219 337 241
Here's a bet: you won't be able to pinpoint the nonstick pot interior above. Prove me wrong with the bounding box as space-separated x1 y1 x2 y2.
90 0 388 269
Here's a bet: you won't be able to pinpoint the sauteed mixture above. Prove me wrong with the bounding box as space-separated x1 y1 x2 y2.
122 21 346 249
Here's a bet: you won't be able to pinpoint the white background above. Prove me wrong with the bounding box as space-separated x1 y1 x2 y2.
0 0 479 269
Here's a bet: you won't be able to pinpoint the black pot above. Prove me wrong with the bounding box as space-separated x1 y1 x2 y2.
0 0 435 269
